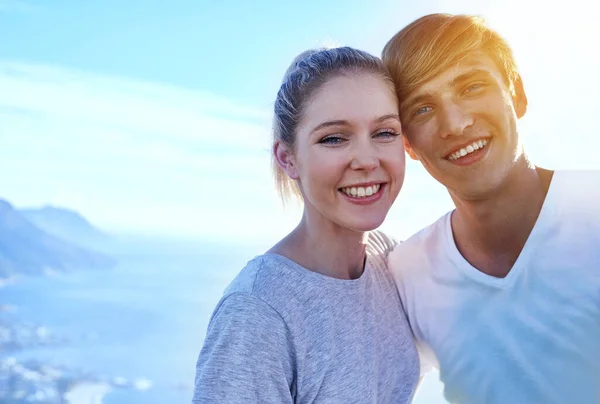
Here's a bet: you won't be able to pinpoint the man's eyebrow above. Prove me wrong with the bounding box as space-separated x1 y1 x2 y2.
309 114 400 134
449 68 493 87
400 94 431 111
400 68 493 111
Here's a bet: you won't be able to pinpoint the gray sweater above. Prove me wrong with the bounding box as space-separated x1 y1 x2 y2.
192 232 419 403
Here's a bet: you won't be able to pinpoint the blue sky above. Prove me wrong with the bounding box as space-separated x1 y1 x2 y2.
1 0 599 242
2 2 599 400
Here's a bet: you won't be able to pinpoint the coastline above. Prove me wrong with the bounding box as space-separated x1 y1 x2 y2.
0 275 115 404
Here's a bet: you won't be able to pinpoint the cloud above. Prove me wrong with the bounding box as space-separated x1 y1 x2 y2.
0 60 287 239
0 61 272 149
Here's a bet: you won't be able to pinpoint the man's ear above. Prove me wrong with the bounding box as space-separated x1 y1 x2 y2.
512 74 528 119
273 140 299 179
403 135 419 160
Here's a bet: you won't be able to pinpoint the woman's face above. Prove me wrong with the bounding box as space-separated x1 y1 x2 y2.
289 72 406 232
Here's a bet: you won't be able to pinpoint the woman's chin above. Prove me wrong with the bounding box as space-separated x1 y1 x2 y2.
341 216 387 233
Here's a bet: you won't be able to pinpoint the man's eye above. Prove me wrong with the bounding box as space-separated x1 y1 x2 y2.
414 106 432 116
463 83 484 94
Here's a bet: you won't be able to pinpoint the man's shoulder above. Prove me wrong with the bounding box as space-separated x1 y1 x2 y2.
549 170 600 213
388 212 451 274
552 169 600 194
394 212 450 252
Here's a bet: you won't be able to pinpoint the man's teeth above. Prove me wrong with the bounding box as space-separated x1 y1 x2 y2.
448 139 488 161
341 184 381 198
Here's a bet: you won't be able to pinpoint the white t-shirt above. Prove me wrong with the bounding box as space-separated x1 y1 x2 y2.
389 170 600 404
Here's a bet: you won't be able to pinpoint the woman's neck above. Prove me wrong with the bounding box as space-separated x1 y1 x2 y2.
268 211 369 280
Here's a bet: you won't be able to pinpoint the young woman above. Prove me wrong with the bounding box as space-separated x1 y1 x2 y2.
192 47 419 403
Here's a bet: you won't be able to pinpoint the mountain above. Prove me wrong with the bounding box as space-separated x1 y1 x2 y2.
19 205 110 247
0 199 116 278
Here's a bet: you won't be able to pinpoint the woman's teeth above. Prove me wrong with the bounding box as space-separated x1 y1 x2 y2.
340 184 381 198
448 139 488 161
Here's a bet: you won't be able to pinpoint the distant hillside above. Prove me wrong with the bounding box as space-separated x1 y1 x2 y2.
19 205 110 247
0 199 116 278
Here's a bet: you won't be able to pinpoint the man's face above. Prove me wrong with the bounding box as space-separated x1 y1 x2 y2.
399 52 527 200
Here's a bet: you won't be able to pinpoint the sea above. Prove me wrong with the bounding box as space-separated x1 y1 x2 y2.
0 236 446 403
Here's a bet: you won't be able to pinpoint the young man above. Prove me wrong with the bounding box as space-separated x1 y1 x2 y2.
382 13 600 404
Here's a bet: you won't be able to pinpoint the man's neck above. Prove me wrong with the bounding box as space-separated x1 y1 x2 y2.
450 164 554 278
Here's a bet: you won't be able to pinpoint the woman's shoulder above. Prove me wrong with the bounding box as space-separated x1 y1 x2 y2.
364 230 400 272
222 253 319 317
224 254 288 296
366 230 399 257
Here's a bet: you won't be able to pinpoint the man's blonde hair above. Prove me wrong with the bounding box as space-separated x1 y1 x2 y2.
382 14 520 102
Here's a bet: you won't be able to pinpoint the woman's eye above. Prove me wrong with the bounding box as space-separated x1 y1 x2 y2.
318 135 344 145
374 131 400 140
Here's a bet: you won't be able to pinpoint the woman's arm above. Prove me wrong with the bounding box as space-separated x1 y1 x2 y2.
192 292 295 404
